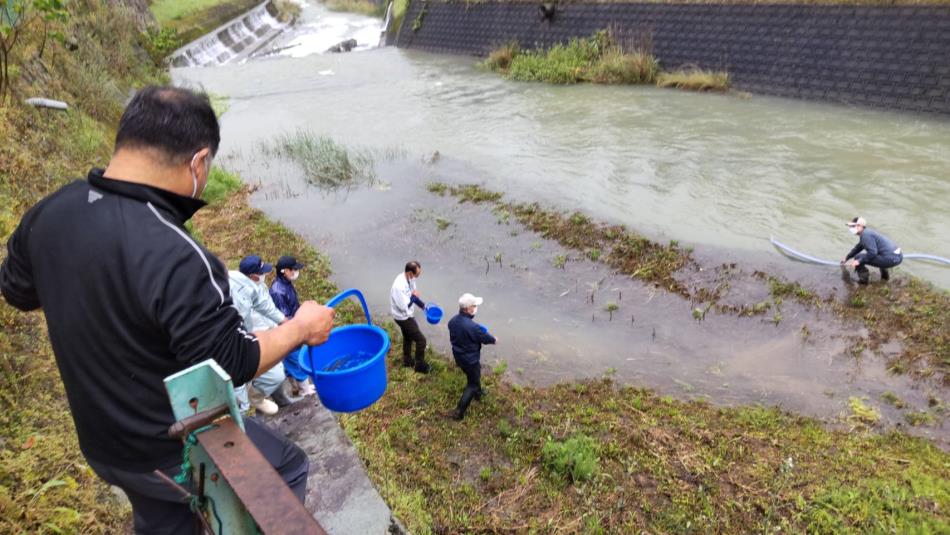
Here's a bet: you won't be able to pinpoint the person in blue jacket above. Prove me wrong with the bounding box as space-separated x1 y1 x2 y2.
270 255 315 396
448 293 497 421
841 217 903 285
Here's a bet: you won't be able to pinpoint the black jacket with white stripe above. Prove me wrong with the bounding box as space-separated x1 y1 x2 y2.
0 168 260 472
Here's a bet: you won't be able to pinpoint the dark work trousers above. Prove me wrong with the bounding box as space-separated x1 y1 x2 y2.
87 417 309 535
855 252 903 277
395 317 427 368
455 360 484 417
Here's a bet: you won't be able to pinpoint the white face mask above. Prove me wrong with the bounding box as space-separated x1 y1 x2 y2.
471 306 478 316
289 271 299 281
849 227 859 235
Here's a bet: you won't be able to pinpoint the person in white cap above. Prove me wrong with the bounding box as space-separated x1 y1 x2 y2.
447 293 497 421
842 216 903 285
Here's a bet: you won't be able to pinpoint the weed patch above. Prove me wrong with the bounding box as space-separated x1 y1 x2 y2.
429 182 691 292
488 30 659 86
657 68 730 91
262 130 377 190
542 434 599 483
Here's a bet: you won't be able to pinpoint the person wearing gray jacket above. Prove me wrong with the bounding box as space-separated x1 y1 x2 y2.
230 255 292 414
842 217 903 285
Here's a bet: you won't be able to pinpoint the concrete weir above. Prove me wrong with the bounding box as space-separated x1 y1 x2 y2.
168 1 289 67
263 399 403 534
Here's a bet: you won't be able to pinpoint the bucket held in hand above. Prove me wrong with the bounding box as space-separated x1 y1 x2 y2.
425 303 443 325
297 289 389 412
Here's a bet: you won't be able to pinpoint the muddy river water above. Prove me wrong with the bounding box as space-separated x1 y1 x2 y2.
175 1 949 443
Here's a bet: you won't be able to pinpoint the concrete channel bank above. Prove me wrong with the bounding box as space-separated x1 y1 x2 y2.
393 1 950 116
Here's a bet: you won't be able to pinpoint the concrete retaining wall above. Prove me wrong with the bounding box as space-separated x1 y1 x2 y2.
395 1 950 115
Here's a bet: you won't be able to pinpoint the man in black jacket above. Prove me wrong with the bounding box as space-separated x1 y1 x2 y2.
447 293 497 421
0 86 335 533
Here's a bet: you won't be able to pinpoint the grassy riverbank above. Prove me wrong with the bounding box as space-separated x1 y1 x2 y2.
0 0 168 528
150 0 262 44
343 363 950 533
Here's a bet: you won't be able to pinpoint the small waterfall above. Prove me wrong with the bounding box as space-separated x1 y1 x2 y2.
379 1 393 47
169 1 289 68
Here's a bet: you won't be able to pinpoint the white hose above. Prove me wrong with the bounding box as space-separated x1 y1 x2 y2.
770 237 950 266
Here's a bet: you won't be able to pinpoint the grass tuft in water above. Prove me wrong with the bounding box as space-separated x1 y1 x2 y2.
263 130 377 190
657 68 730 92
480 41 519 72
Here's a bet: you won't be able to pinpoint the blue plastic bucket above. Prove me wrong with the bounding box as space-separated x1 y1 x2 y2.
297 289 390 413
425 304 443 325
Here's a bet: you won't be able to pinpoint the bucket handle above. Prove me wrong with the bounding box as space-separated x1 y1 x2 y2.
325 288 373 325
297 288 373 374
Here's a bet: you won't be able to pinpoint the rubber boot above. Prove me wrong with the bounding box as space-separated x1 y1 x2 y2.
856 265 870 285
270 382 295 408
880 268 890 281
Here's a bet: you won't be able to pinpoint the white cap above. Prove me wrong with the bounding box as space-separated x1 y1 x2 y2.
458 293 483 308
846 216 867 227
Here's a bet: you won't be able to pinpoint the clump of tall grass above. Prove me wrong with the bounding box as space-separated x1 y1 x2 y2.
656 68 730 92
480 42 519 72
484 30 658 85
263 131 377 190
587 48 658 84
542 434 599 483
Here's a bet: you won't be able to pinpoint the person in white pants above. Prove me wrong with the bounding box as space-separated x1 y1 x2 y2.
229 255 291 414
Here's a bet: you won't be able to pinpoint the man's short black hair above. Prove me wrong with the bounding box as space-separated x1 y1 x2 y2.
405 261 421 275
115 86 220 165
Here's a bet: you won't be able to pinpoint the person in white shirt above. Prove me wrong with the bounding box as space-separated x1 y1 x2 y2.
229 255 294 414
390 261 430 373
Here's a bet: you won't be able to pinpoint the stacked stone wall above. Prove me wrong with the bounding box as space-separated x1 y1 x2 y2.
396 1 950 115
